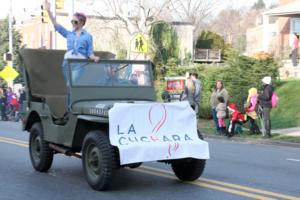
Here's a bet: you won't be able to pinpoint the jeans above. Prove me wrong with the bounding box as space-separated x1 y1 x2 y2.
62 60 86 110
15 103 23 122
194 102 199 118
212 108 220 131
1 103 7 121
249 118 261 134
262 107 271 136
62 60 86 86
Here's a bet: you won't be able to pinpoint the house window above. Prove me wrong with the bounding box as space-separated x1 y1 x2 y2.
289 18 300 47
291 18 300 34
271 32 276 37
269 17 277 24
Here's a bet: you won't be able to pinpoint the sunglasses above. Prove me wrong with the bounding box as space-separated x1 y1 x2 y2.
71 20 79 25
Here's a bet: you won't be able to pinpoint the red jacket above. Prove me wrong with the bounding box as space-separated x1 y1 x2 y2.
227 103 246 122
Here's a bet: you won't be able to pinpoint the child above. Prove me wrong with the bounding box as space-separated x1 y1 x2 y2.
227 103 247 137
216 96 227 134
245 88 261 134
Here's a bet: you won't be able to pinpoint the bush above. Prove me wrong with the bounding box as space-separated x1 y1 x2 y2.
150 22 180 66
220 53 279 110
155 52 280 120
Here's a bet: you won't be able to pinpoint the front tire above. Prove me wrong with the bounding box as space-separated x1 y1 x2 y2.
82 130 119 191
29 122 53 172
171 158 206 181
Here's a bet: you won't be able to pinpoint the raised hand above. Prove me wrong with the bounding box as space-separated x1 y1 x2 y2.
43 0 51 11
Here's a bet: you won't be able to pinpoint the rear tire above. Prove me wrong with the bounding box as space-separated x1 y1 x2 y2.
29 122 53 172
82 130 118 191
171 158 205 181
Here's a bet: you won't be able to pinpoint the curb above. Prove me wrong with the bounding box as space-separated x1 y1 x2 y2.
203 134 300 148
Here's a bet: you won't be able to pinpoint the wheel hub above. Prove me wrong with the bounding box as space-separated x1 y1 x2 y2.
31 135 42 162
86 144 102 177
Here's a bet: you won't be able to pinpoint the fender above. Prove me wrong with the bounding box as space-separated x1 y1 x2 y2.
77 115 109 123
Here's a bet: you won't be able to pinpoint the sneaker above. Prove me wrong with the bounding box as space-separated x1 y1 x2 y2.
262 135 271 139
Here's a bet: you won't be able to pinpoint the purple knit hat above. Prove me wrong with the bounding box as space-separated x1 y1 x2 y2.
74 12 87 25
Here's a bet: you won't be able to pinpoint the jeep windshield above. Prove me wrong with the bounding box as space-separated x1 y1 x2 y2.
67 60 153 87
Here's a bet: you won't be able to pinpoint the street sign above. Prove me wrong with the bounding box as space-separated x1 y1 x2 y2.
131 33 148 54
0 66 19 82
56 0 64 10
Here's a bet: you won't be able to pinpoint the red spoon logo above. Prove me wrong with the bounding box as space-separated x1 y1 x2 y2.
148 104 167 134
148 104 179 158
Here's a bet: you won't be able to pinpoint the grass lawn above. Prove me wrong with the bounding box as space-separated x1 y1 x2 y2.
198 119 300 143
271 80 300 128
199 79 300 132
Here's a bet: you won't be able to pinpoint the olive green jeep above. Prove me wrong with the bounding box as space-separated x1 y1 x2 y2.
19 49 207 191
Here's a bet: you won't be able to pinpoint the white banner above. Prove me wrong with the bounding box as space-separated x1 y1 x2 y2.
109 101 209 165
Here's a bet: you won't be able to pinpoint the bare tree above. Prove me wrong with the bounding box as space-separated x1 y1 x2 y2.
169 0 219 34
210 7 260 51
211 8 242 44
78 0 219 36
83 0 174 58
86 0 172 35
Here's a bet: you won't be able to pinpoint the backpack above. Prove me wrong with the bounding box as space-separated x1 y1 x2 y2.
271 92 279 108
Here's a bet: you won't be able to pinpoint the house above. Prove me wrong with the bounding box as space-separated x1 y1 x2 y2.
15 12 194 61
246 0 300 79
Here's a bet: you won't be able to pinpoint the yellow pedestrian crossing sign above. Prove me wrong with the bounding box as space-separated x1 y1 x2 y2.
131 33 148 54
0 66 19 82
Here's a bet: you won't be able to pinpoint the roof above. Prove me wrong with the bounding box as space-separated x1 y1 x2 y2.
264 1 300 17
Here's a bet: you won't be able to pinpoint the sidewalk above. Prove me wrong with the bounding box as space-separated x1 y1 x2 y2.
272 127 300 137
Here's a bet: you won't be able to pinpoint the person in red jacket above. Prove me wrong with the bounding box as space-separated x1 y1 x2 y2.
227 103 247 137
8 92 19 120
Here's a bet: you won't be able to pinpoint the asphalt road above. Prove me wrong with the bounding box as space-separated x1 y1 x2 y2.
0 121 300 200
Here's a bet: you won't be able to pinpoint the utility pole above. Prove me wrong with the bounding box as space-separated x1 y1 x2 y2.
8 0 14 88
68 0 74 21
8 0 13 66
71 0 74 16
51 0 57 49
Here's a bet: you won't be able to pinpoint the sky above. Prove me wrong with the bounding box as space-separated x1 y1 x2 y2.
0 0 279 21
220 0 278 9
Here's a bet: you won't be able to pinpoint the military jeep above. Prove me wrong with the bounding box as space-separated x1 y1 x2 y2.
20 49 207 191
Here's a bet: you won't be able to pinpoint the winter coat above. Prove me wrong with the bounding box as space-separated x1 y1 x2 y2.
216 102 227 118
210 88 229 109
193 79 202 102
246 88 258 119
258 84 273 108
182 86 196 107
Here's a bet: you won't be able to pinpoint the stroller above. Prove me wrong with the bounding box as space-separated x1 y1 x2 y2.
227 103 261 137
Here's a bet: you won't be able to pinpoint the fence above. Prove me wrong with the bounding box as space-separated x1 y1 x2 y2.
194 49 221 63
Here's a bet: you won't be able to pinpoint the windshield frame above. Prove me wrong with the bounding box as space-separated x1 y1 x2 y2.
66 59 154 88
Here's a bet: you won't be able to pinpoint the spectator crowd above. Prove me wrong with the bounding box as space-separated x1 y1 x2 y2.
0 86 25 122
179 73 276 138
